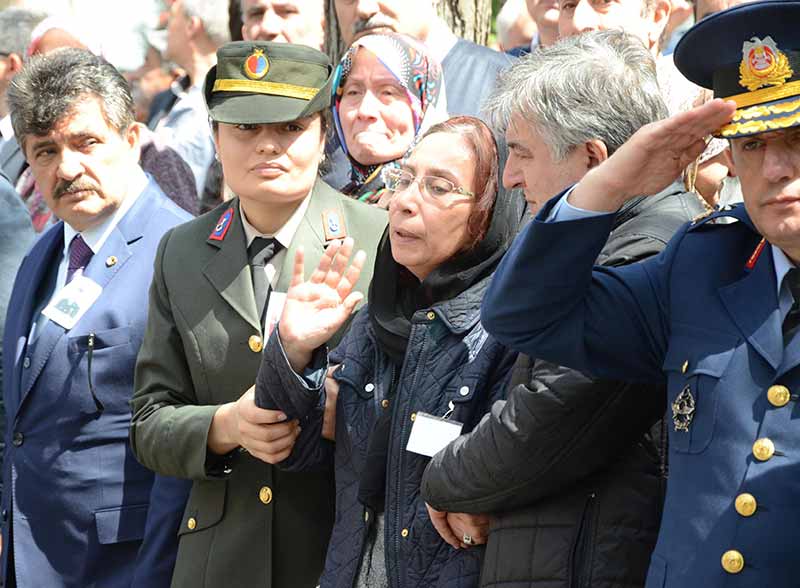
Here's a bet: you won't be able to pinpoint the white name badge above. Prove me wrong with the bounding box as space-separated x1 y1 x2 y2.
406 412 464 458
42 276 102 330
264 291 287 338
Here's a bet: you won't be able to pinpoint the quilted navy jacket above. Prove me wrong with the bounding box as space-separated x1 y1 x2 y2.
257 275 517 588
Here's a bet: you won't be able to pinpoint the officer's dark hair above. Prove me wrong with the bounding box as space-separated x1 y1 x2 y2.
8 48 134 151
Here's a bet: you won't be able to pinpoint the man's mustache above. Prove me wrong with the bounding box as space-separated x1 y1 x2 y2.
352 13 396 37
53 178 100 199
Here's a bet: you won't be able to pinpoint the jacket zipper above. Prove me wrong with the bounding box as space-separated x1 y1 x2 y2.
571 492 597 588
391 327 427 588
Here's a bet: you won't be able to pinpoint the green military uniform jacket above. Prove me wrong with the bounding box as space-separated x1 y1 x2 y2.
130 179 387 588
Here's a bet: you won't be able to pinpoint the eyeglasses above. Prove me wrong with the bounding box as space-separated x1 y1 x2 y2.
383 168 475 199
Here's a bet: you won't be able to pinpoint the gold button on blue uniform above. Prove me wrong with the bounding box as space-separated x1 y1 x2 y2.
767 385 791 407
721 550 744 574
752 438 775 461
735 493 757 517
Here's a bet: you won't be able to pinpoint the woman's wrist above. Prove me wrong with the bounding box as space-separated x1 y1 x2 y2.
208 402 239 455
279 330 313 374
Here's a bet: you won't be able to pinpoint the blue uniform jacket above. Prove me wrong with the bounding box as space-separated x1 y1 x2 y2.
482 195 800 587
0 180 192 588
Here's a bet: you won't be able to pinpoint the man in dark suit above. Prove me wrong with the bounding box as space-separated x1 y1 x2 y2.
1 49 192 587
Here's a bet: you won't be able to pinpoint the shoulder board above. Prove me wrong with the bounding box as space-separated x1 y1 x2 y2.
688 204 741 230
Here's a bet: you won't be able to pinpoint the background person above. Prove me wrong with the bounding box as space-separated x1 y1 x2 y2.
255 115 524 588
240 0 325 49
149 0 229 195
130 41 387 588
333 33 446 206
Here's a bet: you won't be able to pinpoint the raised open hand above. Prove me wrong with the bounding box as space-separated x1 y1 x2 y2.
279 238 366 371
570 99 738 211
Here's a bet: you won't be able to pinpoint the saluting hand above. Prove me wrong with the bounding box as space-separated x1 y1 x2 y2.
569 99 737 212
279 238 366 372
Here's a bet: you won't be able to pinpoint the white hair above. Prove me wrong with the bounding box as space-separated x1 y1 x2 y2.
485 29 668 160
181 0 230 47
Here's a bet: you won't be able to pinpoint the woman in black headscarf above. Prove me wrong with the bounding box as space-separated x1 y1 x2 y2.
255 116 524 588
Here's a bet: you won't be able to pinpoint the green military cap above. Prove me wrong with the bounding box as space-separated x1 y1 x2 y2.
204 41 333 124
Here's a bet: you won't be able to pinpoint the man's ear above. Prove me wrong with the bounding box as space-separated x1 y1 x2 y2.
648 0 672 51
125 122 143 162
722 146 736 177
7 53 23 76
585 139 609 169
187 15 204 40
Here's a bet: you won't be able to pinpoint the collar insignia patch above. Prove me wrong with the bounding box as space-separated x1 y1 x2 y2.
210 207 234 241
672 385 696 432
322 209 347 242
739 36 794 92
244 49 270 81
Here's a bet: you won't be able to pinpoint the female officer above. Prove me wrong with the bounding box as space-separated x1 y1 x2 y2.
130 41 387 588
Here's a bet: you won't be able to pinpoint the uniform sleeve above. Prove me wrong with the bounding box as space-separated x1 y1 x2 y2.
130 230 231 481
482 193 679 383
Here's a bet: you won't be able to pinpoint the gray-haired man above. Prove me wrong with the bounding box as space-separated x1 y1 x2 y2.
1 49 191 588
421 30 703 588
149 0 230 195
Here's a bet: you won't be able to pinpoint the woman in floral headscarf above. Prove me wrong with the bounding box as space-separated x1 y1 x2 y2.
332 33 447 207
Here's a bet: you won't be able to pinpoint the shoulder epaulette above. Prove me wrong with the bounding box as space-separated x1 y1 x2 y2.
688 204 742 230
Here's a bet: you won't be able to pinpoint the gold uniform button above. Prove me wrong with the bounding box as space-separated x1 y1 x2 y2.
753 438 775 461
410 413 417 422
681 360 689 374
187 517 197 530
381 399 390 409
426 311 436 321
259 486 273 505
249 335 263 353
735 493 757 517
721 550 745 574
105 255 118 268
767 385 791 408
401 528 409 538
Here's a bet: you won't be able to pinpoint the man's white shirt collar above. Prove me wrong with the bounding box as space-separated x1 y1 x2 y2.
0 114 14 140
422 18 458 64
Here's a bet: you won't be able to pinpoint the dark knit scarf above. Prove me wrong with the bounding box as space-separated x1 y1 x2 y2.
357 185 526 512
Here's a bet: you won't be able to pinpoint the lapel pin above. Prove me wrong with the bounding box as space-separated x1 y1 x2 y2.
105 256 118 268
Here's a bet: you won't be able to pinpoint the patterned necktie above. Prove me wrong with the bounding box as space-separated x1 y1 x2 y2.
66 234 94 284
248 237 282 327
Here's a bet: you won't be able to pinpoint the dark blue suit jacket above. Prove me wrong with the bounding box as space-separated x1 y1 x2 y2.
483 195 800 587
1 179 192 587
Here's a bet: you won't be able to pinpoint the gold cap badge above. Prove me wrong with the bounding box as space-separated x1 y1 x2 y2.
244 49 270 81
739 36 793 92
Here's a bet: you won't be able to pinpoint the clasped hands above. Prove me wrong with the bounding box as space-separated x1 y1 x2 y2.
209 239 365 464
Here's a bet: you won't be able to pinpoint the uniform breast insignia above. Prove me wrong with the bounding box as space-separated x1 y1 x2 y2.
209 207 234 241
672 386 696 432
739 37 793 92
322 209 347 242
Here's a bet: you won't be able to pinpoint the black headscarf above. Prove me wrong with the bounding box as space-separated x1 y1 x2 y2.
357 174 526 512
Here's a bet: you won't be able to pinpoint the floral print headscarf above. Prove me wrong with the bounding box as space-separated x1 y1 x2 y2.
332 33 447 206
